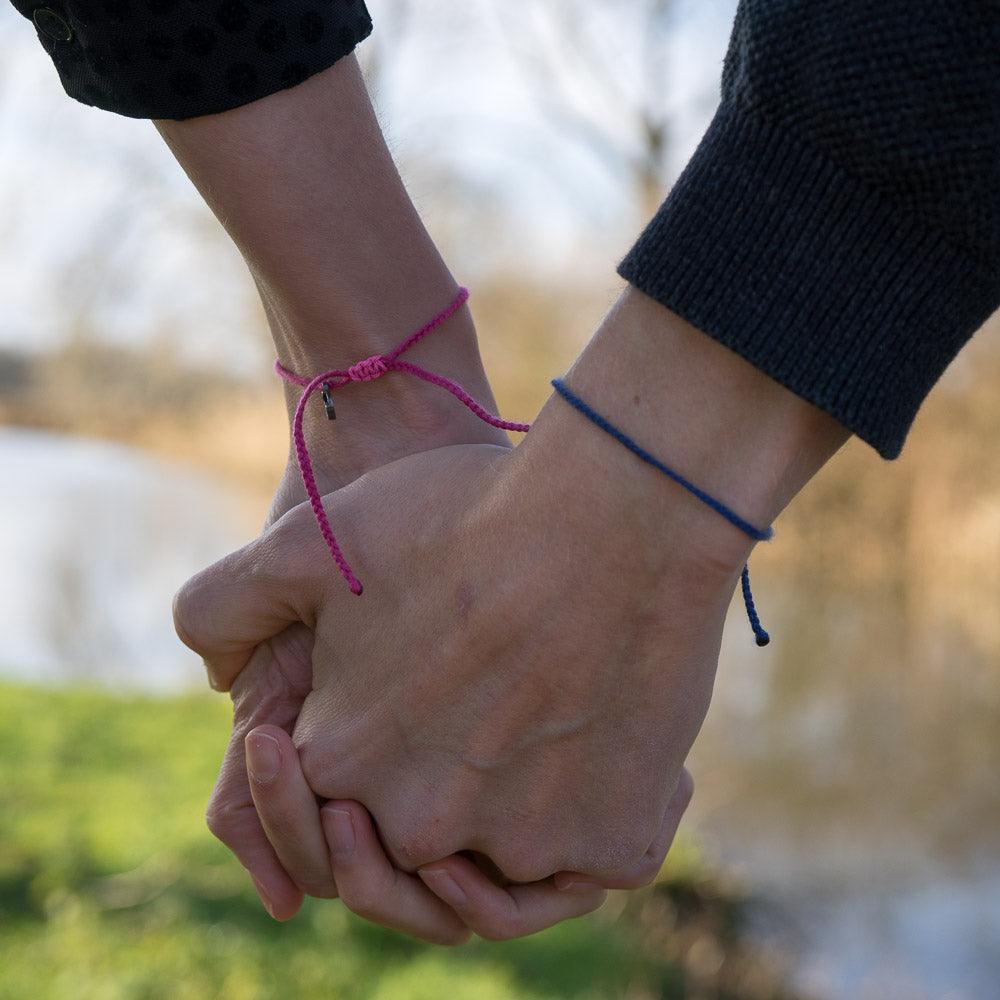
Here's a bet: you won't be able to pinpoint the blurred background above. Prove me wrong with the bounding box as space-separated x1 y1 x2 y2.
2 1 999 998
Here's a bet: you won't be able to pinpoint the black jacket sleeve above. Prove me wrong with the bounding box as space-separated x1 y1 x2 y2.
619 0 1000 457
10 0 373 120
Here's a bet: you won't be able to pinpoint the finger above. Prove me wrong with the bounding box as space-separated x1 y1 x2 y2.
246 725 339 900
321 801 472 946
173 518 316 692
418 857 608 941
206 724 305 921
552 767 695 892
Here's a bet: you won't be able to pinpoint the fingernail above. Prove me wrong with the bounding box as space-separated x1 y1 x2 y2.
325 808 356 861
418 869 468 909
250 875 276 919
245 732 281 783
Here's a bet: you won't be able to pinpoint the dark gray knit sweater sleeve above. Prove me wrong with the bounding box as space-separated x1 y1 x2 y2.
10 0 373 120
619 0 1000 458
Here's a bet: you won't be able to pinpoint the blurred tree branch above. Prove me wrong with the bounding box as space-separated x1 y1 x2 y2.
494 0 678 219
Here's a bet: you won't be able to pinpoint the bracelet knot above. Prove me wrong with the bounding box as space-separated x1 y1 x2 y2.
275 286 529 599
348 355 390 382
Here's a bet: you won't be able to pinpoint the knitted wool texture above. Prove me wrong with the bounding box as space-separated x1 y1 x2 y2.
620 0 1000 458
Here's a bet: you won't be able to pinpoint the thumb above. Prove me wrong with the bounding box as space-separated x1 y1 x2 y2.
174 515 319 692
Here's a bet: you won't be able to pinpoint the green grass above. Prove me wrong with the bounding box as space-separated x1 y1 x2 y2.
0 682 717 1000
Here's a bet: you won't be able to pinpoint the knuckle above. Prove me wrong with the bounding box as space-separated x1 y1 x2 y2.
565 822 655 880
490 820 653 884
609 829 653 871
295 733 353 801
388 837 441 874
336 882 383 922
488 847 556 886
480 822 563 885
205 794 242 848
382 822 450 873
487 801 664 883
294 871 339 900
171 576 207 653
614 855 661 890
600 833 653 876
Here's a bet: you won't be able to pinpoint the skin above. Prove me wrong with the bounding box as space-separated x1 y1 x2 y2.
154 56 510 510
175 286 850 939
157 55 706 937
201 614 689 942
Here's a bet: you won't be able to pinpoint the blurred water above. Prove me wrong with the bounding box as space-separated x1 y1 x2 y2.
2 426 999 998
0 426 260 692
691 576 1000 1000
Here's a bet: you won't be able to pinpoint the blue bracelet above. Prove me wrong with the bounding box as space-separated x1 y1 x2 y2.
551 377 771 647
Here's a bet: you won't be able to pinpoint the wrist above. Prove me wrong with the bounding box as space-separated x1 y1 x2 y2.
268 297 511 523
538 286 850 576
156 57 513 520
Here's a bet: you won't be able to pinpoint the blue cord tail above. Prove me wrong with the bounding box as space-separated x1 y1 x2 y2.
741 565 770 646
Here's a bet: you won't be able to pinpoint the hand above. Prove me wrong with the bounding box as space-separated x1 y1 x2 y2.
200 485 694 942
202 587 691 941
164 56 732 937
176 395 746 893
208 315 515 909
156 55 511 516
240 724 693 943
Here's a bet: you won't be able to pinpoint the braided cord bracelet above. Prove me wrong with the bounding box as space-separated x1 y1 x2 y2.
277 286 769 644
276 287 528 593
551 378 771 646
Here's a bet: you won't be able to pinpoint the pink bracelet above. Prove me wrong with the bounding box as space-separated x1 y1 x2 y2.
275 286 530 594
277 288 769 646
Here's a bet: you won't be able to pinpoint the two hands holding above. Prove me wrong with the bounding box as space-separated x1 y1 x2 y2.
161 53 847 947
173 291 741 944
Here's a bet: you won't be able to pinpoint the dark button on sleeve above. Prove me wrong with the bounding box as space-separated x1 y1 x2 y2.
32 7 74 42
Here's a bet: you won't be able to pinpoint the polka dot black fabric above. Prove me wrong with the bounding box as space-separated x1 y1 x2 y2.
11 0 373 119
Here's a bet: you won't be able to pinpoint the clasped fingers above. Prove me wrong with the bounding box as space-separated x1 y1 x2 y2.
245 727 340 900
244 729 473 945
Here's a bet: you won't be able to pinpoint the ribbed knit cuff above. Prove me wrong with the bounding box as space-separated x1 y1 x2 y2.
619 99 999 458
14 0 373 120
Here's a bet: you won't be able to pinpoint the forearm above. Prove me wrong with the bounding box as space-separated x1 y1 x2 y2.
155 55 506 497
155 55 451 368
